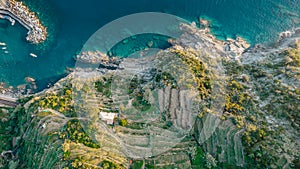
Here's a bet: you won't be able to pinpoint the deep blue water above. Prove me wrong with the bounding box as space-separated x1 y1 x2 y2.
0 0 299 89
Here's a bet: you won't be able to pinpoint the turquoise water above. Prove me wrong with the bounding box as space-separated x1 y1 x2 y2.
0 0 299 89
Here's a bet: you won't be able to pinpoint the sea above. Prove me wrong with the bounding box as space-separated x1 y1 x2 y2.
0 0 299 90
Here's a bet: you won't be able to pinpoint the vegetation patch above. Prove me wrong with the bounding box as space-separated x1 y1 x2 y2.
38 87 75 117
170 47 212 99
59 120 100 149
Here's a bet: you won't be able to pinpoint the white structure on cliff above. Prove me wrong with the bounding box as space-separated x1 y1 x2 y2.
99 112 118 125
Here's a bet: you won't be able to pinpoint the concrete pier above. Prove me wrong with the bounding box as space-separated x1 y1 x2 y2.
0 0 47 44
0 13 15 25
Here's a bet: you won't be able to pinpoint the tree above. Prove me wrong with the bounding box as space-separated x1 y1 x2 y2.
119 119 128 126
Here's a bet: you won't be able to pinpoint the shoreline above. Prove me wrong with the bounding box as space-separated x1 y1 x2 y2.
1 18 299 100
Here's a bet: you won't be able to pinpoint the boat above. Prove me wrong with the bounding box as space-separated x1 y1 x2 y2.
1 47 7 50
30 53 37 57
0 42 6 46
4 51 8 54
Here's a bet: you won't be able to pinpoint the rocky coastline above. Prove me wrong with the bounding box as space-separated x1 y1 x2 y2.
0 76 38 98
76 18 251 68
0 17 273 100
2 18 298 101
171 19 251 59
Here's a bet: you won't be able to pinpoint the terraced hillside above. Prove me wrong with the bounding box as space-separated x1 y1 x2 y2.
0 23 299 169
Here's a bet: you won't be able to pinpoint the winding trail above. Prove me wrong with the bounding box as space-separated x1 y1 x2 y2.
0 94 18 107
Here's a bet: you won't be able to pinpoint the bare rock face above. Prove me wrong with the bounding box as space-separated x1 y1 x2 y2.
199 18 210 27
169 23 250 59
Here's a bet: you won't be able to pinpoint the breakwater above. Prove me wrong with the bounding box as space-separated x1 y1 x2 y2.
0 0 47 44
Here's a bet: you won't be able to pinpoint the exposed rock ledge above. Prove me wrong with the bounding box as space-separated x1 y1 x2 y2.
169 22 250 59
75 21 251 67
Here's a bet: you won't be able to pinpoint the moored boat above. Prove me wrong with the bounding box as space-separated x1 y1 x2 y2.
30 53 37 57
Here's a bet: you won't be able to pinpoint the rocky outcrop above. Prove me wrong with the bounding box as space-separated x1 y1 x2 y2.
169 22 250 59
75 51 122 70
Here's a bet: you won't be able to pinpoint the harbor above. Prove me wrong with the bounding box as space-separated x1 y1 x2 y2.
0 0 47 44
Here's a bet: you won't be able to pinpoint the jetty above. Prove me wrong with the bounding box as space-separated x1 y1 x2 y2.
0 13 15 25
0 0 47 44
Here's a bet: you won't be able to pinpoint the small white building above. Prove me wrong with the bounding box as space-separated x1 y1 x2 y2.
99 112 118 125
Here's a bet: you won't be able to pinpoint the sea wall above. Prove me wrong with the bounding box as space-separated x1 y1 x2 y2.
0 0 47 44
